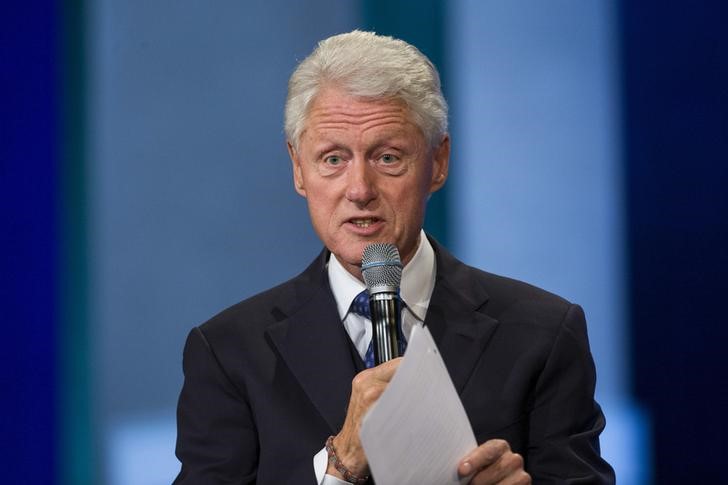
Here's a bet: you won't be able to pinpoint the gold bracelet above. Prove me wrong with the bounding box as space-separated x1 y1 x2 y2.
325 436 370 484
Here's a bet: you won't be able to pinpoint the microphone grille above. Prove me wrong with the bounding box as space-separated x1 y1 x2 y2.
361 243 402 294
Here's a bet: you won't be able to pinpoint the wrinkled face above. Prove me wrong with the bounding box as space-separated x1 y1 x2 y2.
288 87 449 279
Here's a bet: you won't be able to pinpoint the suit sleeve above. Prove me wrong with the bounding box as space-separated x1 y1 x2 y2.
173 327 259 484
526 304 616 484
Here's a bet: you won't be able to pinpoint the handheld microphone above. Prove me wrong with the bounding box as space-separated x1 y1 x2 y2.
361 243 403 365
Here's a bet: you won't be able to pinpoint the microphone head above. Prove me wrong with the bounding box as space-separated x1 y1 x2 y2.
361 243 403 294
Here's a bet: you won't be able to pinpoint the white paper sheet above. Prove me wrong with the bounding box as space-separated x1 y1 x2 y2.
359 325 477 485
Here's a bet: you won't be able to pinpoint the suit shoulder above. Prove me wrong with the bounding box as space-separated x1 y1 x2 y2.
461 263 577 331
433 236 567 300
200 281 285 333
480 269 570 306
197 254 326 344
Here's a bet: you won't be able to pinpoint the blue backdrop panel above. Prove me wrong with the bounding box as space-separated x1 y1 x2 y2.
450 0 625 400
448 1 647 482
622 1 728 482
1 2 59 484
85 2 358 482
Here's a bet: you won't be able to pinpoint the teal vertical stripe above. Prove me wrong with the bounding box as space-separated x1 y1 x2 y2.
60 3 94 484
361 0 450 246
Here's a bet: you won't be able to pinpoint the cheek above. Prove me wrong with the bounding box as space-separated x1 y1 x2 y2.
305 193 337 225
390 193 425 229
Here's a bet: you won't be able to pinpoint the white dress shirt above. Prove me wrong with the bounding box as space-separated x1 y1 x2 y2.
313 231 437 484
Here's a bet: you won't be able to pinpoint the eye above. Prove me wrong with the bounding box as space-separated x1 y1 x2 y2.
317 154 347 176
374 152 406 175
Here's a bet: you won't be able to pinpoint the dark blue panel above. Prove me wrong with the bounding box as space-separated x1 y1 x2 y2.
0 2 58 484
621 1 728 482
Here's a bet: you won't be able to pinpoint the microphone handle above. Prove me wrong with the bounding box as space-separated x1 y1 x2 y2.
369 292 402 365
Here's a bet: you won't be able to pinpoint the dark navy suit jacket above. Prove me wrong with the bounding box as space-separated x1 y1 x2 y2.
174 239 615 484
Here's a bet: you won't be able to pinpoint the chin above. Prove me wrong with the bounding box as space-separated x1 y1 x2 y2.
330 242 367 267
343 246 367 266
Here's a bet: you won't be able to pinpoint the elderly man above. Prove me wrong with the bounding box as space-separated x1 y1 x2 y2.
174 31 615 484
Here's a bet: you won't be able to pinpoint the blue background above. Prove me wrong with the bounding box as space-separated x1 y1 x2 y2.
3 1 726 483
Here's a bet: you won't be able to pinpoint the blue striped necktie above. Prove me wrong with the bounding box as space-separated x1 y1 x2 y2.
350 290 407 368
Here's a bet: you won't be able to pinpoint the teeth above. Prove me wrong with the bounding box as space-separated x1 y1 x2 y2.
352 219 373 228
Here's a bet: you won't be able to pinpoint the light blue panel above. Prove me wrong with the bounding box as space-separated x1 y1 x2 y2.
448 1 647 481
599 402 653 485
106 414 178 485
449 0 625 401
86 1 358 481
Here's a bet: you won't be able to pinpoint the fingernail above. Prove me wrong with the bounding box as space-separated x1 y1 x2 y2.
461 461 472 475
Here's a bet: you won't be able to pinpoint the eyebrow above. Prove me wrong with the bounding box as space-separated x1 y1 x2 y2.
312 142 351 159
312 137 412 159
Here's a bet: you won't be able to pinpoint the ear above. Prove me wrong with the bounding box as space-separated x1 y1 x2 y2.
429 134 450 193
288 141 307 197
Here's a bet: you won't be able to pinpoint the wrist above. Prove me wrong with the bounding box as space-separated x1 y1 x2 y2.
325 436 369 484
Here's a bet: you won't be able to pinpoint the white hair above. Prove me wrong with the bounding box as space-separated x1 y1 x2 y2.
284 30 448 149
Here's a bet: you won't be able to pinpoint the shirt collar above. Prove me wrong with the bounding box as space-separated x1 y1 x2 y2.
327 230 436 322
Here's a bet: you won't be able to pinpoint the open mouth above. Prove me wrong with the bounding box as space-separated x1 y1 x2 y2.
348 217 381 228
352 218 374 228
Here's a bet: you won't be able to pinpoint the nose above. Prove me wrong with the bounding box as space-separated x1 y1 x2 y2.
345 158 377 207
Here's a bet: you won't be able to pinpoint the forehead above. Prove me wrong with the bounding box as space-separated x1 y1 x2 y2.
302 88 420 142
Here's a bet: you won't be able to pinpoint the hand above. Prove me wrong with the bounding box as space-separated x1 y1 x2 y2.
327 358 402 479
458 439 531 485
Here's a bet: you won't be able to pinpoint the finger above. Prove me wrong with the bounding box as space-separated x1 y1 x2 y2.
470 452 526 485
351 358 402 393
350 363 402 407
499 468 531 485
359 380 388 404
352 357 402 380
458 439 509 477
370 356 403 381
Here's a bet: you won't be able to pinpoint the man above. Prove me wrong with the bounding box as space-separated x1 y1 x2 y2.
174 31 615 484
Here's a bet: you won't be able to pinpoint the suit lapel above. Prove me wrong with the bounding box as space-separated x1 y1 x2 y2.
425 239 500 393
264 240 499 432
265 252 356 434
